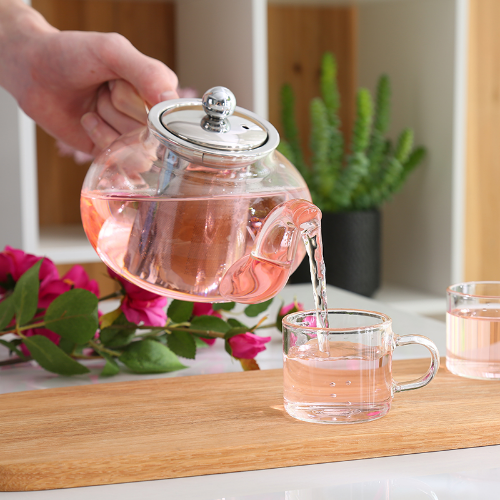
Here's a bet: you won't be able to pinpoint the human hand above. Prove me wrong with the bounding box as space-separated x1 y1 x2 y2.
0 3 178 156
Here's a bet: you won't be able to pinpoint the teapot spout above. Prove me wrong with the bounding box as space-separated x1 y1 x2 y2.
219 199 322 303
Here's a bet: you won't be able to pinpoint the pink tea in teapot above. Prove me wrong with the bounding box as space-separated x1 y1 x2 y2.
81 189 309 303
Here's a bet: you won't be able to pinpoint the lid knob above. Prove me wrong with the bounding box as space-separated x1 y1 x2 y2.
202 87 236 120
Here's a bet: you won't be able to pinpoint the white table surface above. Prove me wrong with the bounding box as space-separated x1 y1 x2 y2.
1 284 499 499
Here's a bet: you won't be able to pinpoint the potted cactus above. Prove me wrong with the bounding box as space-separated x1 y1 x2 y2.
279 52 426 296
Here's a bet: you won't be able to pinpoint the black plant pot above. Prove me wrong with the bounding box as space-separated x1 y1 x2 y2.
288 210 381 297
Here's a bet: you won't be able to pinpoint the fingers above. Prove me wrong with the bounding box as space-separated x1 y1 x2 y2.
83 83 146 155
95 32 179 106
97 83 144 132
108 80 148 123
81 112 119 156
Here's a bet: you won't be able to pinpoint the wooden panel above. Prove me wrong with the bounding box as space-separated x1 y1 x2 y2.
36 129 92 226
268 5 357 163
465 0 500 280
2 358 500 491
31 0 176 227
55 262 120 297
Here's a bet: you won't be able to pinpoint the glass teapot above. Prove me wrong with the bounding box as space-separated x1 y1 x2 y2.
81 86 320 303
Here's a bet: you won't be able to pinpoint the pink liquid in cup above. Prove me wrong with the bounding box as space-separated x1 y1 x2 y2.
447 306 500 379
283 339 392 423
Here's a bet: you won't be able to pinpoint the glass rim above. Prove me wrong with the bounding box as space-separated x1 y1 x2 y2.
282 308 392 332
447 281 500 299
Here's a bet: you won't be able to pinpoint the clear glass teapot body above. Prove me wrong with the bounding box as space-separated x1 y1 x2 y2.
81 97 312 303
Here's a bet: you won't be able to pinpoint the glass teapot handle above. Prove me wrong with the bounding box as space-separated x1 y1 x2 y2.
252 199 323 267
219 199 322 303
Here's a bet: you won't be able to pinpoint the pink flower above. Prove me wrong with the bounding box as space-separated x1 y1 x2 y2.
62 265 99 296
279 302 304 317
192 302 222 318
108 268 167 327
38 265 99 309
277 301 304 332
304 315 317 327
0 246 58 295
228 332 271 359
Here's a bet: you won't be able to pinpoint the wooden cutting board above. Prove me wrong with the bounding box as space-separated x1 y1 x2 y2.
2 358 500 492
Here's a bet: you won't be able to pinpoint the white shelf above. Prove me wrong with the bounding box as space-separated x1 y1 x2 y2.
38 225 100 265
374 283 446 317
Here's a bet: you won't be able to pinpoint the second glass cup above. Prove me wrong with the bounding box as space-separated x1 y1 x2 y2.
282 309 440 424
447 281 500 379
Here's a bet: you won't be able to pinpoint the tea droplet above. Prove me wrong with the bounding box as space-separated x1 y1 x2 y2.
330 382 336 387
331 394 337 398
345 380 351 386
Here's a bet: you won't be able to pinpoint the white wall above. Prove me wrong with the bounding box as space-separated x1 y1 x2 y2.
0 89 38 253
358 0 465 295
176 0 268 118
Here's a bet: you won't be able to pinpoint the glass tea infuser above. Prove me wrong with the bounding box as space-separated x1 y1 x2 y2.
81 86 322 303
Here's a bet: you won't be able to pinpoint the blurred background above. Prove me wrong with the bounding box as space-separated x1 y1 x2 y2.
0 0 496 321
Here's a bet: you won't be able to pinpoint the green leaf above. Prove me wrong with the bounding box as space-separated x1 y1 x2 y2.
227 318 246 328
280 83 308 179
0 338 27 359
100 352 120 377
394 128 413 164
120 340 186 374
167 331 196 359
194 336 210 349
12 260 42 326
44 289 98 344
224 327 248 340
373 74 391 134
190 315 231 333
100 312 136 347
276 301 286 332
310 98 336 200
58 337 76 355
225 339 233 357
23 335 89 375
277 140 296 166
351 88 373 154
0 296 15 330
167 300 194 323
100 329 136 348
244 299 274 318
212 302 236 311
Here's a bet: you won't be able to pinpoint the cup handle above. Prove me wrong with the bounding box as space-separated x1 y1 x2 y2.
393 334 440 393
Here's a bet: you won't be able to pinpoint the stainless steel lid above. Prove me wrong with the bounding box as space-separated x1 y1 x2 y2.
148 86 279 166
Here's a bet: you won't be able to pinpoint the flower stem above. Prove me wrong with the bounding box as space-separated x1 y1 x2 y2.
72 354 102 360
0 320 46 335
98 291 124 302
0 356 32 366
88 340 122 357
168 327 226 338
255 323 277 330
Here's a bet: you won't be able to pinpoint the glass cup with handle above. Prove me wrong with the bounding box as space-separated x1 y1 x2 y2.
282 309 440 424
